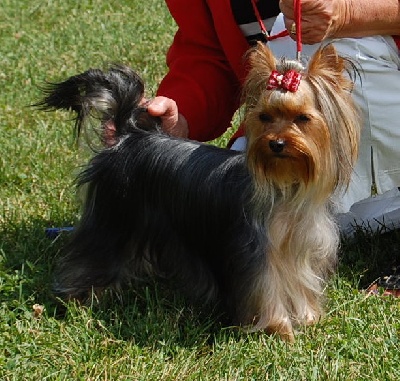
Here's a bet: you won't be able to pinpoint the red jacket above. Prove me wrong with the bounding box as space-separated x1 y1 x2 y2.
157 0 250 142
157 0 400 143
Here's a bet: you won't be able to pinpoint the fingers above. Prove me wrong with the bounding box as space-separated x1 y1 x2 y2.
146 96 179 133
146 96 189 138
279 0 294 18
147 96 177 116
283 16 333 44
280 0 341 44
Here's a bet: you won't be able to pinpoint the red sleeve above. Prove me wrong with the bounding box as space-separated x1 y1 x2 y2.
157 0 242 142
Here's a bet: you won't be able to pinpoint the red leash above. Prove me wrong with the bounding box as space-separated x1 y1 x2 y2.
250 0 270 37
294 0 302 60
250 0 302 60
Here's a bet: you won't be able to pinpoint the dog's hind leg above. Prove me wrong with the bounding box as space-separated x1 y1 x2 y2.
52 222 134 301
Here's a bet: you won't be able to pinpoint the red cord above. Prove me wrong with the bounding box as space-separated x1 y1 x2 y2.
250 0 302 59
250 0 269 37
294 0 302 57
267 30 290 41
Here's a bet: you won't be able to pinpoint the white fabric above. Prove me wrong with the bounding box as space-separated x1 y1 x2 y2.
338 188 400 236
230 136 247 151
236 14 400 235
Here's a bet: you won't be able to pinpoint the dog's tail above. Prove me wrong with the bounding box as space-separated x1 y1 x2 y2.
37 65 160 146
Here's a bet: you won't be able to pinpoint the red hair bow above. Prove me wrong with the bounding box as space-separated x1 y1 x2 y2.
267 69 302 92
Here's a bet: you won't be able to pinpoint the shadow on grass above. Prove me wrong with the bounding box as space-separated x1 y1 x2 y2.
339 225 400 289
2 215 399 350
0 217 235 349
78 285 232 350
0 218 69 311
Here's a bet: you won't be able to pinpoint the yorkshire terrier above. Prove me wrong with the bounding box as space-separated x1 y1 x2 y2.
40 43 360 341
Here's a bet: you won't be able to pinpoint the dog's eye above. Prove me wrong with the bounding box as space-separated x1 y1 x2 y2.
294 114 311 123
259 113 273 123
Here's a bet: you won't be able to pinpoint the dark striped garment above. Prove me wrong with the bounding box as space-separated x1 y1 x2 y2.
231 0 280 45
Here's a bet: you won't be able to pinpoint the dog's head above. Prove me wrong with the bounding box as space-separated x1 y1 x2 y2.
243 43 360 202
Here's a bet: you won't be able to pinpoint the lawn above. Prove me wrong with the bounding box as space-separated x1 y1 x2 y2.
0 1 399 380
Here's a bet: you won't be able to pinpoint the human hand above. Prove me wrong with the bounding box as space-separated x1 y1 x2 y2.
280 0 347 44
145 96 189 138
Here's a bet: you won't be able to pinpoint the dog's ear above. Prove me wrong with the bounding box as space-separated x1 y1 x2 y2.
247 41 277 74
306 44 353 92
243 42 277 108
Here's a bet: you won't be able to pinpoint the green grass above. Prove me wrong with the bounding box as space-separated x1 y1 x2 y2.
1 1 399 380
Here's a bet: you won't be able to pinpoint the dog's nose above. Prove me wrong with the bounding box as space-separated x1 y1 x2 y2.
269 138 286 153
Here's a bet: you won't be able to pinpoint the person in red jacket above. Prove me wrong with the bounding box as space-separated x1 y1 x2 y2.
148 0 400 145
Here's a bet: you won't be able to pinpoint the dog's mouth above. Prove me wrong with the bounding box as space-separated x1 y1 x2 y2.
272 152 291 159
